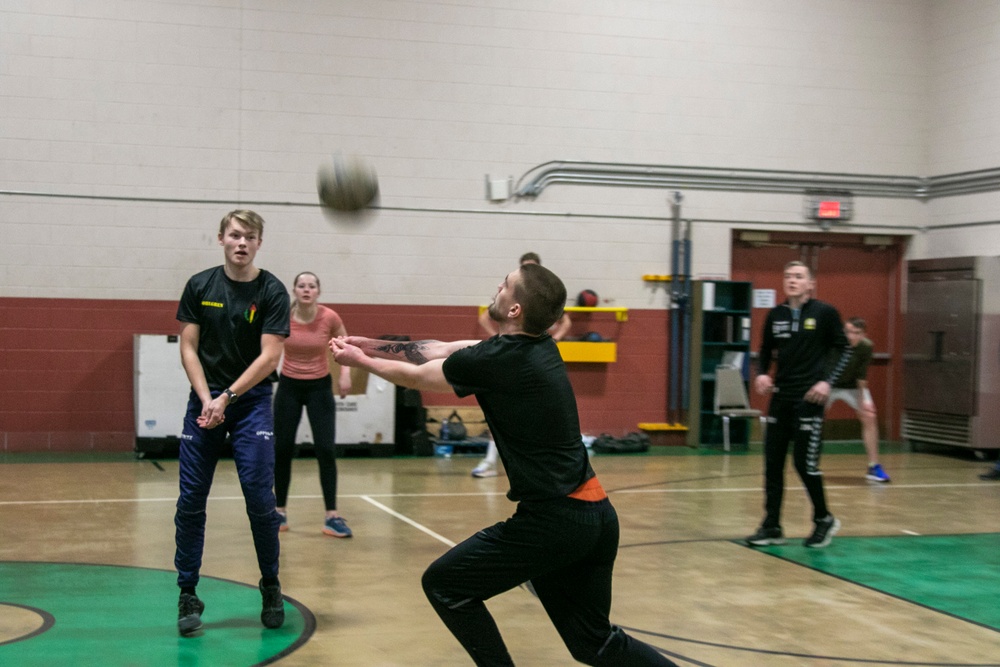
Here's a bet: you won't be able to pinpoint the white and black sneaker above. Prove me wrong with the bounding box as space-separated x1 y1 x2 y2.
177 592 205 636
804 515 840 548
745 526 785 546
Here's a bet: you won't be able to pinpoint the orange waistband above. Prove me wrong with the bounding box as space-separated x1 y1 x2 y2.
567 476 608 502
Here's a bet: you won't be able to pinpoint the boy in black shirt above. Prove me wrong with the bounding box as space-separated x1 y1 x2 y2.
746 261 853 549
331 264 677 666
174 210 290 635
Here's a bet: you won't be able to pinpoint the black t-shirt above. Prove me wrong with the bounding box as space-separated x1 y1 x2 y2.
757 298 853 400
176 266 290 390
443 334 594 502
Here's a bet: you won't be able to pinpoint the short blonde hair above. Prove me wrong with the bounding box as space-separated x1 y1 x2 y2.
219 209 265 237
783 260 812 278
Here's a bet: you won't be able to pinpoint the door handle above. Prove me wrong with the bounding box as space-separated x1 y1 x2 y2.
930 331 944 362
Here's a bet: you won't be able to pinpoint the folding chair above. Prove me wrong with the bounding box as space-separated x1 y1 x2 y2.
713 366 766 451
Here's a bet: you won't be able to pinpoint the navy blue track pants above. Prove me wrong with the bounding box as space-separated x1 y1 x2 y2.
174 384 281 589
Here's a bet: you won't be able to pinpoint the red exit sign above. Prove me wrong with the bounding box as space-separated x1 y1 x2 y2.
817 200 841 218
806 193 853 222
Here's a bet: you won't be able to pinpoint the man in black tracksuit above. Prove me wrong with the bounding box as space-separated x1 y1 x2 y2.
331 263 677 666
746 261 853 549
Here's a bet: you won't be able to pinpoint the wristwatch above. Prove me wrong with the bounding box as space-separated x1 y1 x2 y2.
222 388 238 404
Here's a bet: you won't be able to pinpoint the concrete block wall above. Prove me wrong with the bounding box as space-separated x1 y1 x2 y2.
4 0 1000 448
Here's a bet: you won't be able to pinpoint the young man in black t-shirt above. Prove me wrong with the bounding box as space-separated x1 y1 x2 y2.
331 264 677 667
174 210 290 636
471 251 572 479
746 261 854 549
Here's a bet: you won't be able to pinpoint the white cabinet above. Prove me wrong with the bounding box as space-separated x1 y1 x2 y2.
295 373 396 446
133 334 188 440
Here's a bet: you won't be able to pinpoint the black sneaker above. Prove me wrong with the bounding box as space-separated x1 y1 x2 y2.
804 515 841 548
979 468 1000 481
177 592 205 636
745 526 785 546
259 579 285 629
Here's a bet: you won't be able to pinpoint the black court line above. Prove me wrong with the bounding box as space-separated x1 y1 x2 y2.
612 540 1000 666
622 625 1000 666
606 473 749 492
737 537 1000 637
0 560 317 667
619 537 732 550
256 593 316 667
605 461 993 495
0 603 55 646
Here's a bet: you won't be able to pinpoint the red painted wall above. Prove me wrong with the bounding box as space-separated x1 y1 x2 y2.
0 298 672 452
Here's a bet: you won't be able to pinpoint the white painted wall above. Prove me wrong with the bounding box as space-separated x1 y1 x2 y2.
919 0 1000 258
2 0 994 306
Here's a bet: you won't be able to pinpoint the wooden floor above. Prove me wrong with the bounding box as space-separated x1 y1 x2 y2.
1 446 999 666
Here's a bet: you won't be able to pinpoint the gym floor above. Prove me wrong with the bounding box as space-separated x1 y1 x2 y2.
1 444 998 666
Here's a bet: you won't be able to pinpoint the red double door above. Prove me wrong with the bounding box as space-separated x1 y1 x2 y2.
729 231 906 439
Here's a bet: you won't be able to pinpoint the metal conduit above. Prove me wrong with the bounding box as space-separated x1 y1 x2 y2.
925 167 1000 198
513 160 1000 201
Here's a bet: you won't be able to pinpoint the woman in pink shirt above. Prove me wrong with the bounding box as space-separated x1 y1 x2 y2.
273 271 353 537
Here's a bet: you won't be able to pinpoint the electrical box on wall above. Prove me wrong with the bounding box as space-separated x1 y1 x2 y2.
485 175 512 201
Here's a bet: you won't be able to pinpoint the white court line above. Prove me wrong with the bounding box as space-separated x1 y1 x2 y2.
360 495 456 547
901 530 921 535
0 481 991 507
613 482 993 494
0 492 507 506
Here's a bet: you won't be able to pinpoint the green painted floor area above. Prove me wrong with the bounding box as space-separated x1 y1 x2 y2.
0 562 312 666
759 533 1000 631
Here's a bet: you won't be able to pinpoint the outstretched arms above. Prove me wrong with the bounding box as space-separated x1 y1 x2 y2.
339 336 479 365
330 338 454 393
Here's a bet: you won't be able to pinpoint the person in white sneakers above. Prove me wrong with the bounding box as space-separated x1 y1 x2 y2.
472 252 571 479
825 317 890 484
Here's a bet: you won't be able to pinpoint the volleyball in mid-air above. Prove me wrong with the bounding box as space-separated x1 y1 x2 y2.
316 155 379 213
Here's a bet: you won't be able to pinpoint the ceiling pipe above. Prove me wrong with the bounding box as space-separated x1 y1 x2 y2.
512 160 1000 201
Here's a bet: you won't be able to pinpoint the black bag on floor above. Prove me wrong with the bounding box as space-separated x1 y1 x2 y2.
591 432 650 454
442 410 468 441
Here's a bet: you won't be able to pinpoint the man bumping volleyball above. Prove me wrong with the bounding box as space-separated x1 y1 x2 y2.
331 263 677 666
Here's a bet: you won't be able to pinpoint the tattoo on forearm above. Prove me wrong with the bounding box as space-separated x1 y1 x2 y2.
374 341 430 364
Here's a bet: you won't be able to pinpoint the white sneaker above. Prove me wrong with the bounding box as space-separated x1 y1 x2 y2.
471 462 498 478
